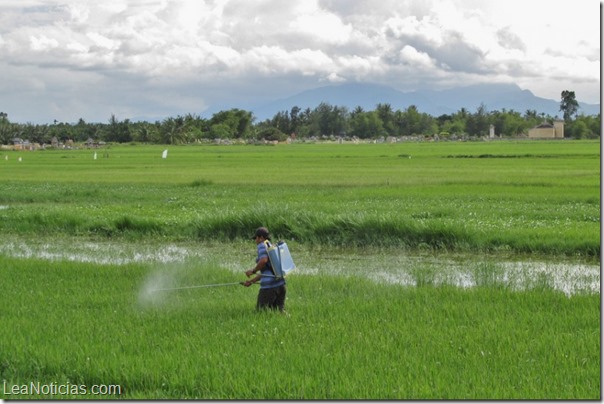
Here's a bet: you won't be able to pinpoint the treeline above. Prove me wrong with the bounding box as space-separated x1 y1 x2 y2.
0 102 600 145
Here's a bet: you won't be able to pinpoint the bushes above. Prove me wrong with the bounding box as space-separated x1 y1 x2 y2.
1 206 597 257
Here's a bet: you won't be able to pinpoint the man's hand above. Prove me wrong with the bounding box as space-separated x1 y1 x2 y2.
245 269 254 278
243 280 253 287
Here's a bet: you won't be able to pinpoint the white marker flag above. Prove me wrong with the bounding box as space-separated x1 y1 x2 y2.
162 150 168 159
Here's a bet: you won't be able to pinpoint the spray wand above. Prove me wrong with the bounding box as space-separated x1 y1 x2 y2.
149 274 282 293
150 282 245 292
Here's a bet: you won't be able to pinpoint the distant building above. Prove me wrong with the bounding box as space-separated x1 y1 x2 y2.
12 138 31 150
528 120 564 139
12 138 23 150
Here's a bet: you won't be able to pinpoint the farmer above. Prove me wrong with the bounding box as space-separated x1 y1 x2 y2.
243 227 287 312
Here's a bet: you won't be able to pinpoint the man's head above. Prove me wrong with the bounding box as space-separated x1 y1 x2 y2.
252 227 270 243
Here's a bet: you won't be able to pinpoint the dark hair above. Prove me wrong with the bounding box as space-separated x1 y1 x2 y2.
252 227 271 240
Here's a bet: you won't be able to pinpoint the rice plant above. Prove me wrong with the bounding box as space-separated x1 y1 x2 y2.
0 141 599 399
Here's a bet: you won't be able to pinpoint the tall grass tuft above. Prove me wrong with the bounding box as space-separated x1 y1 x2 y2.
472 261 507 288
3 206 597 256
408 263 438 287
188 179 214 187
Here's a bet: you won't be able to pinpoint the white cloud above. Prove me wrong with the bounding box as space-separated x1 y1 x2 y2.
65 41 88 54
399 45 434 68
336 54 380 76
243 46 333 76
66 3 90 25
29 34 60 51
288 9 353 45
0 0 599 123
86 32 120 50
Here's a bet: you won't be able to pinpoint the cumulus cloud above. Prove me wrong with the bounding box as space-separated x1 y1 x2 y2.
288 9 353 45
0 0 599 123
398 45 434 69
29 34 60 51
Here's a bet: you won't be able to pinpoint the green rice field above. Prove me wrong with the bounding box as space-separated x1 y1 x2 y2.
0 140 600 399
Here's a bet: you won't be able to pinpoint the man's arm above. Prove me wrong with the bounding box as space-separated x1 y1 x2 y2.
243 274 262 287
245 256 269 277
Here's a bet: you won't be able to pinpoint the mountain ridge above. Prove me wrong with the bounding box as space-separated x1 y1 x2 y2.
248 82 600 121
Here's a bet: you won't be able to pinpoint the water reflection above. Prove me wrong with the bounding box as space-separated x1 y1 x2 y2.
0 238 599 296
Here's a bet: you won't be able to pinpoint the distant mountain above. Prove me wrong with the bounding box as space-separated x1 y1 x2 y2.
250 82 600 121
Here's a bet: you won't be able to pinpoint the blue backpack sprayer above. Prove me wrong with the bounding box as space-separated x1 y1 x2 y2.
150 240 296 292
262 240 296 279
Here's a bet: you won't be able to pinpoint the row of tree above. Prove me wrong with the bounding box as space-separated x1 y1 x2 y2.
0 91 599 145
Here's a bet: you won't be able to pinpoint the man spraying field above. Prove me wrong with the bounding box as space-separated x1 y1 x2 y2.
148 226 294 314
244 227 287 313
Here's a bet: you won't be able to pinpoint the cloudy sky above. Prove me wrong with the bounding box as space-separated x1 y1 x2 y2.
0 0 600 124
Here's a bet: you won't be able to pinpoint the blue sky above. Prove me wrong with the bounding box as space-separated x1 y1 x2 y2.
0 0 600 124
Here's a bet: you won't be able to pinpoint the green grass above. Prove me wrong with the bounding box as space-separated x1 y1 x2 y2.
0 140 600 399
0 255 599 399
0 141 599 257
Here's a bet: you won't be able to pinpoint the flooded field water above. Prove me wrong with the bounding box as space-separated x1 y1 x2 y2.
1 237 599 297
